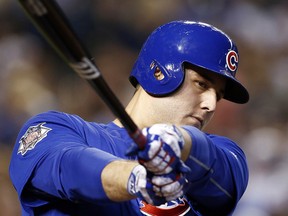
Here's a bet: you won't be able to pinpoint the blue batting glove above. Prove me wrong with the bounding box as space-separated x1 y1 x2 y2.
127 165 191 206
127 124 191 175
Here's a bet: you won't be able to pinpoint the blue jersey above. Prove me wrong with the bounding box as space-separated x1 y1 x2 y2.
9 111 248 215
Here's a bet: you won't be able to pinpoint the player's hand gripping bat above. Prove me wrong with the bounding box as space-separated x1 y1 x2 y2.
18 0 146 149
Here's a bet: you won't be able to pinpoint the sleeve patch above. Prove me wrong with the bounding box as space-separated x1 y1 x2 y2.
18 122 52 156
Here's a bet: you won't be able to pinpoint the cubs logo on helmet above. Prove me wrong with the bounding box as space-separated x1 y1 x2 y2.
226 50 238 73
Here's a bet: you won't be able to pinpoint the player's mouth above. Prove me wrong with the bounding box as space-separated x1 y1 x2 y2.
189 115 204 129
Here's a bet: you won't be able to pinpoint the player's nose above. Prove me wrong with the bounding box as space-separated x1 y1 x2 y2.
200 90 217 113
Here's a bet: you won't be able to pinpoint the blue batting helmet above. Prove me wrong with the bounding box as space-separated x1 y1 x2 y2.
129 20 249 104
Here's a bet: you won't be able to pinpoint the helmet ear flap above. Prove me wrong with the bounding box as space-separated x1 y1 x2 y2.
144 60 184 96
150 60 167 82
129 60 171 90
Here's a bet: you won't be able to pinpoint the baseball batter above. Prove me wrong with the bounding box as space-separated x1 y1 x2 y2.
9 21 249 215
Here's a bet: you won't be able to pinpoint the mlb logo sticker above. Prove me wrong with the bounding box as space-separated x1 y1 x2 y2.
18 122 52 156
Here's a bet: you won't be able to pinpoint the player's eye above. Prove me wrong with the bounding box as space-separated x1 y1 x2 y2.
195 80 208 89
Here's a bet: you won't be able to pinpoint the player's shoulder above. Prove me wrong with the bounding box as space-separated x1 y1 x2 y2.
29 110 78 121
24 110 111 139
19 110 101 139
206 133 235 143
206 132 246 155
183 126 235 144
25 110 88 127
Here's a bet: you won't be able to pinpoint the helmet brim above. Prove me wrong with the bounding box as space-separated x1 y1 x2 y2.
223 77 249 104
184 63 250 104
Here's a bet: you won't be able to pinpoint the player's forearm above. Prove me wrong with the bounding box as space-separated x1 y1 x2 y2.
60 147 120 200
101 160 139 201
59 148 141 202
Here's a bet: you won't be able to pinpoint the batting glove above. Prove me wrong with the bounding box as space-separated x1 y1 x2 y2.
127 124 190 175
127 165 190 206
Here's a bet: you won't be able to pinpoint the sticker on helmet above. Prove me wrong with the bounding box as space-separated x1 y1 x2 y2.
18 122 52 156
226 50 238 72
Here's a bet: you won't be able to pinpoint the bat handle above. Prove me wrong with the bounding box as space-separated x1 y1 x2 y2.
129 129 147 150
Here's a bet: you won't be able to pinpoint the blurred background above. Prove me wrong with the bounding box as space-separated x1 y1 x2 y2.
1 0 288 215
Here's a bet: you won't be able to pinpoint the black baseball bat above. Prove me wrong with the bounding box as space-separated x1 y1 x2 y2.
18 0 146 149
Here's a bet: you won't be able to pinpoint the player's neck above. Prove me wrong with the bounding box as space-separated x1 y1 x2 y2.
113 87 145 129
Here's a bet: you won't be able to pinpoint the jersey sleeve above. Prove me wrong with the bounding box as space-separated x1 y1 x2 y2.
9 111 121 211
182 126 249 216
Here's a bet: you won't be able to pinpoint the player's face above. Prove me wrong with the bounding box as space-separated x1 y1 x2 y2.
149 67 226 130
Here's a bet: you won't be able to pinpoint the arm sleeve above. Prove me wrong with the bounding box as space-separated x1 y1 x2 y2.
182 126 249 216
9 111 121 209
31 145 118 203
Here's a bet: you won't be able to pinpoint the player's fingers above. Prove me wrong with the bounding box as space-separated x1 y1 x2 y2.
151 174 174 186
161 181 183 197
153 180 183 198
144 159 173 174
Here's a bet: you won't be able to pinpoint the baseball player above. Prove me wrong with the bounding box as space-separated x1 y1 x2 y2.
9 21 249 216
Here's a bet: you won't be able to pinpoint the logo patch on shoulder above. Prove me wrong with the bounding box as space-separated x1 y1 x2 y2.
18 122 52 156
